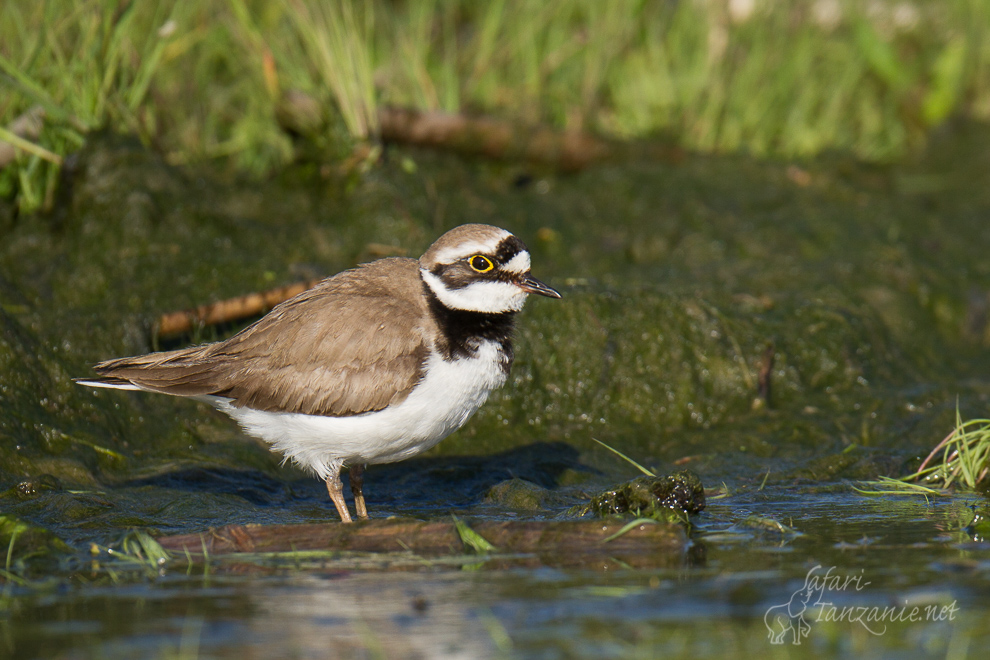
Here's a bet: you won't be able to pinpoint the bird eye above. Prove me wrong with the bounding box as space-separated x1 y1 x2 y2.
469 255 494 273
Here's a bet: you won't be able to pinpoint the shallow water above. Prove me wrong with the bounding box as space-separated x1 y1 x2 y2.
3 125 990 657
5 489 988 658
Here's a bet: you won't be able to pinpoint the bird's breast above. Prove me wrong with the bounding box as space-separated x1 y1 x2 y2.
219 339 512 472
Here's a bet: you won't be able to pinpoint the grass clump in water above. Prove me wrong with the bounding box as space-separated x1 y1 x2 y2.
857 407 990 495
909 410 990 491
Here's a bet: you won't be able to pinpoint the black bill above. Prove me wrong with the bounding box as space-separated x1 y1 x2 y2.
517 274 562 299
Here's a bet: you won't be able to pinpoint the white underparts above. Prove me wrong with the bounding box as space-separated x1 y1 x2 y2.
420 269 528 313
213 340 510 481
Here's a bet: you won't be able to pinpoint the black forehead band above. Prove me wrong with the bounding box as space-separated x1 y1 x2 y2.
494 236 526 265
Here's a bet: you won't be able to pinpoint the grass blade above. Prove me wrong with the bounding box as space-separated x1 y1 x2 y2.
452 515 497 553
591 438 655 477
0 126 62 164
602 517 657 543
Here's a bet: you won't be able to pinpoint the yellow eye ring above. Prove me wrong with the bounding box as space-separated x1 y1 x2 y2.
468 255 494 273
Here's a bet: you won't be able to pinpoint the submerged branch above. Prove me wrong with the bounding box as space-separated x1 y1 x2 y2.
157 519 687 568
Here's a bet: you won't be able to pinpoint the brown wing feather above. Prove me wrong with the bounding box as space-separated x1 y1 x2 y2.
91 258 433 416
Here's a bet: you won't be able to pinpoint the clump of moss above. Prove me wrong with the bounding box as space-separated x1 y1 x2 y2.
587 471 706 519
484 478 563 511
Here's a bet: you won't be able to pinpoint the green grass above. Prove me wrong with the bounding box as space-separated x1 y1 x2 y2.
601 517 659 543
909 409 990 490
3 0 990 212
452 515 498 554
591 437 656 477
858 407 990 495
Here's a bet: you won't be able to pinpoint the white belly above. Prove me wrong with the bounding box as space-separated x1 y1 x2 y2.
212 341 509 481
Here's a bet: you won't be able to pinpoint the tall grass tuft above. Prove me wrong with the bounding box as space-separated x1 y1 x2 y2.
909 409 990 491
285 0 378 140
857 406 990 496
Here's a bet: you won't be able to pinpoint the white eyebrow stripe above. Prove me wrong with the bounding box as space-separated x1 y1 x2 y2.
501 250 531 274
430 232 510 265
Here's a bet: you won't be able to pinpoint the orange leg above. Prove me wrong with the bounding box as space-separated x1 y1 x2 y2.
325 468 353 523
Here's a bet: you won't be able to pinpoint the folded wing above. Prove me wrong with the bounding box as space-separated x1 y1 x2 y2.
80 259 432 417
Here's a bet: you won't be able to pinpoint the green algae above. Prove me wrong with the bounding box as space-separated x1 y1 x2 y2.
0 303 131 487
585 471 706 520
483 478 564 511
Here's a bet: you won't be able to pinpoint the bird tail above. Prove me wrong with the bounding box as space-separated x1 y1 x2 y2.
74 344 222 397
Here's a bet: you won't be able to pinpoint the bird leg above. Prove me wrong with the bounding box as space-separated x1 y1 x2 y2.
349 463 369 520
325 468 353 523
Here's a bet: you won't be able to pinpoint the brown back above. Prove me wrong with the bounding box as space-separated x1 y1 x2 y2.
93 258 433 416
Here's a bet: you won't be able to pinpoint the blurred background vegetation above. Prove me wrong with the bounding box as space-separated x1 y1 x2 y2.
1 0 989 213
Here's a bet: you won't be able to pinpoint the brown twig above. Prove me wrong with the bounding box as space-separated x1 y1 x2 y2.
154 278 321 338
378 106 613 172
757 344 775 406
917 429 955 476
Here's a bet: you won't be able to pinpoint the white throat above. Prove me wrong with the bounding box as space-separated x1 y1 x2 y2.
420 268 528 313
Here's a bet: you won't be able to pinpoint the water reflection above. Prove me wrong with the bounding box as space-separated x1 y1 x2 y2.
247 572 497 659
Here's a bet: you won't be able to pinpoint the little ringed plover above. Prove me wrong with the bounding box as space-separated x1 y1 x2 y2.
76 224 561 522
